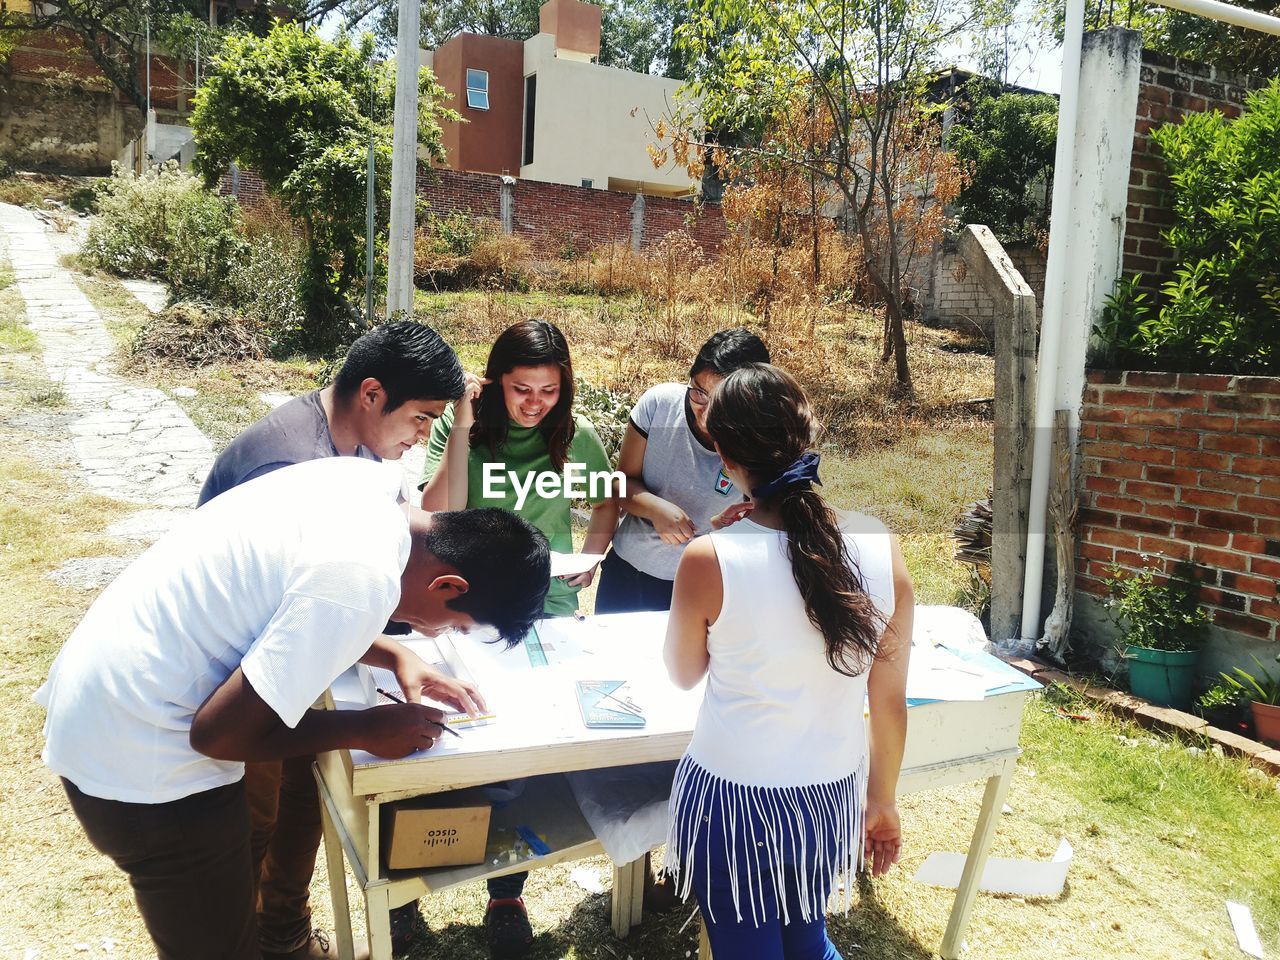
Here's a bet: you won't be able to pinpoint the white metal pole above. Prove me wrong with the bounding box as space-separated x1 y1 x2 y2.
386 1 421 317
1017 0 1280 644
1155 0 1280 34
1018 0 1085 643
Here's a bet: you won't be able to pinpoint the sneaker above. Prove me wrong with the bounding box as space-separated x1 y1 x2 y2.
262 929 370 960
390 903 425 957
485 897 534 959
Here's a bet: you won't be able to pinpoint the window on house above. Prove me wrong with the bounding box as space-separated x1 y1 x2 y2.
522 75 537 166
466 69 489 110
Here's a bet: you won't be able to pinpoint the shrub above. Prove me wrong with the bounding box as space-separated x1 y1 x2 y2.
67 185 100 215
1102 562 1211 653
424 209 487 257
82 162 244 299
1097 80 1280 374
0 154 14 180
413 218 533 291
573 379 633 462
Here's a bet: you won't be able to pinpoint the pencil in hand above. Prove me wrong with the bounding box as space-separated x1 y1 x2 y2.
376 687 463 738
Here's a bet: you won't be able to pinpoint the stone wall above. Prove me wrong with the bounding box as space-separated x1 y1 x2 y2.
0 28 190 173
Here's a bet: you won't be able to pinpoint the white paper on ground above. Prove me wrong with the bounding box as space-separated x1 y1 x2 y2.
550 551 607 579
913 837 1073 898
570 866 606 894
1226 901 1265 959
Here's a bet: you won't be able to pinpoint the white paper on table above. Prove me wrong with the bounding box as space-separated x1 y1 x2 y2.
911 605 990 651
1226 901 1265 959
550 551 607 579
913 837 1072 898
905 645 988 701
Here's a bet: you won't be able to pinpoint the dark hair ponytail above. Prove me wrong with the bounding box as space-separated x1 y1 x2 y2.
705 363 884 676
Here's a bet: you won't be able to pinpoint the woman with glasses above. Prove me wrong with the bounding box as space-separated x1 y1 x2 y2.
595 328 770 614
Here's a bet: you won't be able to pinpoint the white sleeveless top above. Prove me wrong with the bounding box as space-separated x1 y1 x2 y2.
687 513 895 785
665 511 896 924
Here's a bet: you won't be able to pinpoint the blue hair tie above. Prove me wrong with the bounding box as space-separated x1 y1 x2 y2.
751 451 822 501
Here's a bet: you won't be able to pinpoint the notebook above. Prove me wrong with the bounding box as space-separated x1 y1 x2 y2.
575 680 646 728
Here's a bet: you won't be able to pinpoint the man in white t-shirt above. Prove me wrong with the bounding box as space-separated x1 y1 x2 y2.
36 457 550 960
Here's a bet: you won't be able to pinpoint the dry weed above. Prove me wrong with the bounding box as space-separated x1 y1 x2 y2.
127 302 268 367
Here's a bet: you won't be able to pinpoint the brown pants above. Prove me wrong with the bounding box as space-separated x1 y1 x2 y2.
246 755 323 954
62 777 260 960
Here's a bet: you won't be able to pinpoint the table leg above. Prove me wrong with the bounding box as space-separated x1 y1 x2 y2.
628 856 645 930
697 914 712 960
367 886 394 960
611 860 635 937
939 757 1016 959
320 800 356 960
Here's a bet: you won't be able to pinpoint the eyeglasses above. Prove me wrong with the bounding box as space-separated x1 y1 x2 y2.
688 383 710 406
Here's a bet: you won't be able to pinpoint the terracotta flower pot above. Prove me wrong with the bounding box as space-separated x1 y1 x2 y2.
1251 700 1280 747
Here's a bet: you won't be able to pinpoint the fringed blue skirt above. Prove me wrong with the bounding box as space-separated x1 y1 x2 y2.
664 753 866 927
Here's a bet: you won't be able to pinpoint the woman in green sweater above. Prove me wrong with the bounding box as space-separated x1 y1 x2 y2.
420 318 619 618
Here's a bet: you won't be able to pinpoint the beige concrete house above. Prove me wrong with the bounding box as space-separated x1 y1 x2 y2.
423 0 696 198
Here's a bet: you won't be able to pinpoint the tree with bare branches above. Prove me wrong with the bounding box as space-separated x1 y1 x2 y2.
657 0 984 392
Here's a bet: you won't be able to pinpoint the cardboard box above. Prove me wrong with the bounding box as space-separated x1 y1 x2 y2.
384 789 492 870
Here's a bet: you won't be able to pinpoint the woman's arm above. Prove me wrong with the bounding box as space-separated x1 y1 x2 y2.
562 496 621 588
616 424 695 544
420 375 486 512
663 536 722 689
864 534 914 876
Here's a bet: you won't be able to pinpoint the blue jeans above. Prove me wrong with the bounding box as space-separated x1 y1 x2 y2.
594 550 674 614
681 769 848 960
696 865 843 960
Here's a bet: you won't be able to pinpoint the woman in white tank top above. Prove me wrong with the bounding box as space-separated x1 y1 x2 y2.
663 364 913 959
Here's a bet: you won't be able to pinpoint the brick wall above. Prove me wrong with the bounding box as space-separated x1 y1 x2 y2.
1076 370 1280 648
922 240 1045 339
222 167 727 258
419 168 726 257
1124 50 1264 294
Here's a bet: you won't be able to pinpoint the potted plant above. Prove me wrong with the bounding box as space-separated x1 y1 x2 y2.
1104 563 1210 710
1220 655 1280 746
1195 680 1250 736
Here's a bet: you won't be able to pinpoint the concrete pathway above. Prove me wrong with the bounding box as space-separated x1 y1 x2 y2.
0 203 213 509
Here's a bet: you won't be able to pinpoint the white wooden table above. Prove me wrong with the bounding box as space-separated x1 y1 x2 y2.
314 610 1040 960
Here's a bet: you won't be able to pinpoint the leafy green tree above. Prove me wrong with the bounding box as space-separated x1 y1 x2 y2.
949 78 1057 244
191 23 456 327
356 0 686 75
1096 80 1280 374
1036 0 1280 82
0 0 359 112
667 0 985 391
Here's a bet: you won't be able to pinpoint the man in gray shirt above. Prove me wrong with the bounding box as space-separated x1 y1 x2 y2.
199 321 468 959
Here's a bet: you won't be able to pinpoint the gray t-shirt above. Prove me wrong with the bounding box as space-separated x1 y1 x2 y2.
612 383 741 580
197 390 378 506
